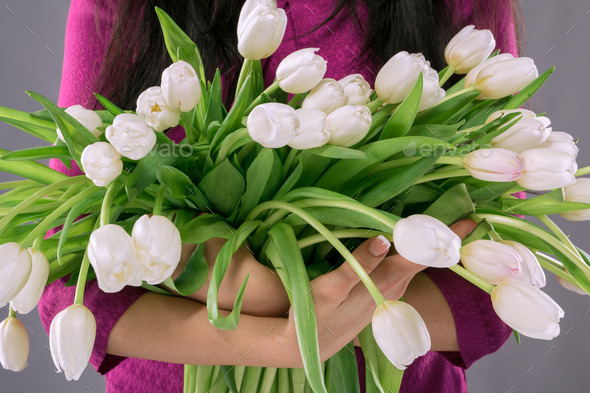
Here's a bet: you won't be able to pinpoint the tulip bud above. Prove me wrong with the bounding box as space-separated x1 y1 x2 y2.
56 105 103 142
80 142 123 187
288 108 330 150
0 316 29 372
560 178 590 221
491 117 551 153
491 279 564 340
418 69 446 111
392 214 461 267
49 304 96 381
517 148 577 190
88 224 142 293
10 248 49 314
237 0 287 60
372 300 431 370
324 105 372 147
461 240 522 285
536 131 579 156
105 113 156 160
444 25 496 74
247 103 299 148
463 148 525 182
301 78 348 114
132 215 182 285
486 108 537 123
500 241 546 288
556 276 587 295
375 51 429 104
161 60 202 112
0 243 32 308
338 74 372 105
136 86 181 131
464 54 538 99
276 48 327 94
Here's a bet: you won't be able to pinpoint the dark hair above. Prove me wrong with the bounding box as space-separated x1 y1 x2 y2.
94 0 523 110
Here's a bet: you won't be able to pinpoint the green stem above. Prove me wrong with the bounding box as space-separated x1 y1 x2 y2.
100 182 120 227
535 252 577 284
576 166 590 177
371 157 422 173
248 200 386 305
32 234 44 250
73 251 91 305
235 59 253 101
287 93 302 108
59 181 86 201
180 112 197 145
21 186 99 247
437 156 465 166
439 85 478 104
475 213 590 278
245 80 280 115
538 215 582 259
487 229 503 242
8 306 16 318
0 179 41 190
216 128 249 164
449 264 494 294
298 229 390 249
0 175 89 237
367 98 384 113
415 168 470 184
282 149 300 179
153 184 166 216
438 65 456 86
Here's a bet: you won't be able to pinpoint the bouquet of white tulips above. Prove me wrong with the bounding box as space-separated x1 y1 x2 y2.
2 3 590 392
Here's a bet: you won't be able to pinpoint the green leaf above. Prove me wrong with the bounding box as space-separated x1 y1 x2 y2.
414 90 481 125
0 148 68 184
358 325 404 393
179 214 235 243
210 75 253 149
156 165 210 211
221 365 239 393
283 206 393 233
165 243 208 296
238 148 278 222
422 184 475 225
207 220 260 329
266 223 327 393
306 145 369 160
407 122 463 140
380 73 422 139
325 343 360 393
502 190 590 216
239 366 263 392
199 159 245 217
502 67 555 110
1 146 71 161
94 93 124 116
0 116 56 143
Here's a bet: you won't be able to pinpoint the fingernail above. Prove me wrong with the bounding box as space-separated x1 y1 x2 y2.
368 235 391 257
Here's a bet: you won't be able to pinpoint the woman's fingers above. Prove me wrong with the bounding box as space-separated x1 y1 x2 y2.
449 218 477 239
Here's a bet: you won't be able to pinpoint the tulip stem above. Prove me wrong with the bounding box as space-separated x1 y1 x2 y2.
576 166 590 177
438 65 456 86
439 85 478 104
0 179 41 190
415 169 470 184
248 200 387 306
298 229 391 249
282 149 300 179
153 185 166 216
8 306 16 318
449 264 494 294
367 98 384 113
244 80 280 115
32 234 44 250
100 182 121 227
535 252 587 292
537 215 582 259
235 59 253 101
73 251 91 305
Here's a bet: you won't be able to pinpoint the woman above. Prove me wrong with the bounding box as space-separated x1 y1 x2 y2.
39 0 520 391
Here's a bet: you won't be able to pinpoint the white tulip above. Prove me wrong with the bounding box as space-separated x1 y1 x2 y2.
392 214 461 268
517 148 577 190
500 241 546 288
491 117 551 153
418 69 446 111
161 60 201 112
132 215 182 285
324 105 372 147
302 78 348 114
463 148 525 182
10 248 49 314
237 0 287 60
375 51 429 104
560 178 590 221
0 243 32 308
49 304 96 381
338 74 372 105
136 86 181 131
444 25 496 74
87 224 142 293
372 300 431 370
105 113 156 160
276 48 327 94
80 142 123 187
56 105 103 142
0 316 29 372
465 54 538 99
556 276 587 295
461 240 522 285
288 108 330 150
247 103 299 148
491 279 564 340
536 131 579 156
486 108 537 123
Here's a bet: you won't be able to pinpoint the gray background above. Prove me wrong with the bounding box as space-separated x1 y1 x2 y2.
0 1 589 392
